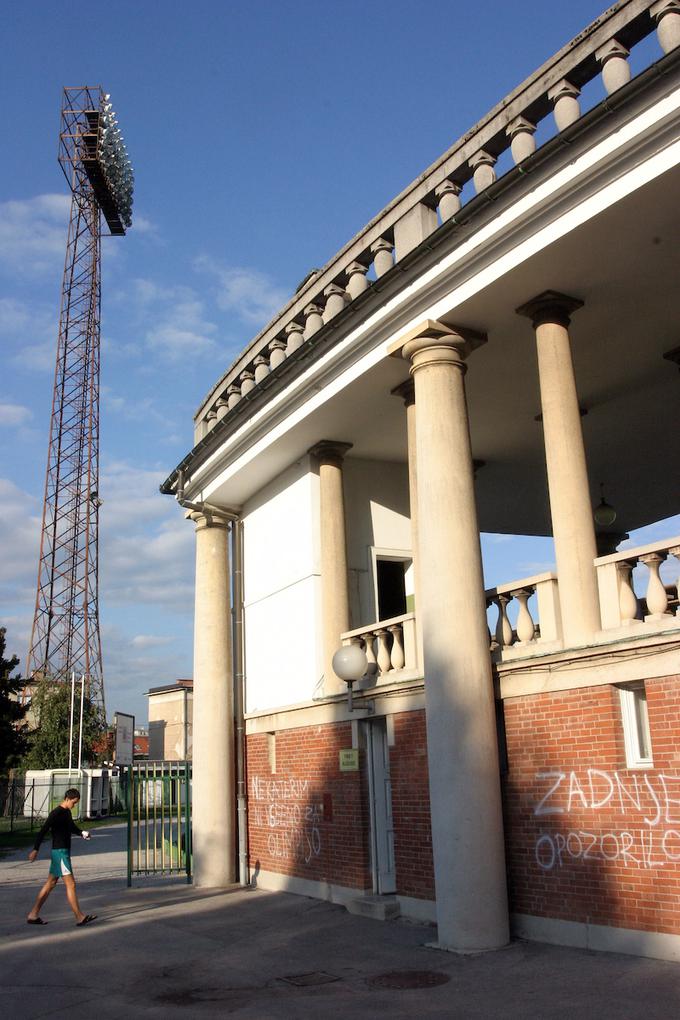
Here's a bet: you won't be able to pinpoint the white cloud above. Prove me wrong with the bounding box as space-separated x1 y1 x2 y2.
0 194 70 275
128 214 157 236
0 478 42 609
195 256 289 328
0 400 32 427
101 621 191 721
1 297 57 372
131 634 173 649
114 278 219 361
98 460 194 611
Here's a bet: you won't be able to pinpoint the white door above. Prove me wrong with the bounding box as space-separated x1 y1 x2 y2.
367 718 396 894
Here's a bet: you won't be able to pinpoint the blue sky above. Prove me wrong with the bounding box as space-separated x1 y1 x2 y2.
1 1 676 725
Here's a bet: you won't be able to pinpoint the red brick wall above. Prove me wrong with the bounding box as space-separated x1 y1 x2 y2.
391 711 435 900
246 711 436 899
247 723 372 890
502 675 680 935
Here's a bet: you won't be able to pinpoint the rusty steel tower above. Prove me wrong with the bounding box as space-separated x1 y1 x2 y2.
26 86 134 716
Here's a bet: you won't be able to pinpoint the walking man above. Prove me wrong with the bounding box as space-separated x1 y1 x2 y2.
26 787 96 927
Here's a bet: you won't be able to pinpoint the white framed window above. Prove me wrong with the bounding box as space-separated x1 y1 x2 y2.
618 682 653 768
369 547 414 622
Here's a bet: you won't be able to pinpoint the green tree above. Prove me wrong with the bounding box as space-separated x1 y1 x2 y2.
24 679 106 770
0 627 29 773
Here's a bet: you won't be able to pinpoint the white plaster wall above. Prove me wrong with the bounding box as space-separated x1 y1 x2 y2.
343 458 411 627
243 457 322 712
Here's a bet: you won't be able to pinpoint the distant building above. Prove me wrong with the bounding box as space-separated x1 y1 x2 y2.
147 681 192 761
133 731 149 759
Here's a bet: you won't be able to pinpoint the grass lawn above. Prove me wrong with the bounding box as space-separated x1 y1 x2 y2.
0 815 125 857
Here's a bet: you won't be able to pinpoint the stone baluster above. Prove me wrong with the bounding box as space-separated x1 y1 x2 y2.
596 39 631 94
361 632 378 672
486 598 498 652
285 320 305 355
322 283 349 323
652 0 680 53
205 409 217 432
469 150 497 193
253 354 269 384
240 370 255 397
641 552 669 619
268 337 287 370
670 546 680 615
303 302 324 339
435 179 462 221
617 560 639 624
388 624 405 670
495 593 513 648
375 628 391 673
215 397 229 422
226 383 241 410
514 588 536 644
370 237 394 278
345 260 370 299
506 117 536 164
548 79 581 131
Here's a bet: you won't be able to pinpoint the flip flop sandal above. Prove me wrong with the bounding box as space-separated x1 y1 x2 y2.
76 914 97 927
27 918 47 925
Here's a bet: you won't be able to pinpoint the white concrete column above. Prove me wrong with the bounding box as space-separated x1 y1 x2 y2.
517 291 601 645
190 509 235 887
309 440 353 697
390 319 509 952
392 378 422 663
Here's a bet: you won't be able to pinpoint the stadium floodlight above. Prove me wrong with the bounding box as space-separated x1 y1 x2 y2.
57 86 134 236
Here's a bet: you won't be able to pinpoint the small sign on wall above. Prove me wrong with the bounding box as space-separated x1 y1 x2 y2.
339 748 359 772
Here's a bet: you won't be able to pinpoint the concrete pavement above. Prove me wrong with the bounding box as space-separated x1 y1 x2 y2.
1 822 679 1018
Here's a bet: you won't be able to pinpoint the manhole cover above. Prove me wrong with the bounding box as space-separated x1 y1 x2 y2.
280 971 340 987
367 970 450 990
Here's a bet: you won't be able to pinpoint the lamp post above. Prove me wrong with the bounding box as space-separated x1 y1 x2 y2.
331 644 375 712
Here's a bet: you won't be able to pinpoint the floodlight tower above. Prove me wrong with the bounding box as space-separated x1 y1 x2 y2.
26 86 134 718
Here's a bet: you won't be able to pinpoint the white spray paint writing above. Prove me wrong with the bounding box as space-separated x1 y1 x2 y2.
532 769 680 871
251 775 322 866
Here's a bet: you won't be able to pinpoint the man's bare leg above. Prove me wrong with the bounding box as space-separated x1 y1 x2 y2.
27 875 58 920
62 874 86 923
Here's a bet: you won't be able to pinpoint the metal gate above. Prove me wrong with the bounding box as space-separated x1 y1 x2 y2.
127 762 191 885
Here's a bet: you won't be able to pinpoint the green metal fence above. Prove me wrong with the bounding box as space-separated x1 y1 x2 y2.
1 771 127 838
126 761 191 885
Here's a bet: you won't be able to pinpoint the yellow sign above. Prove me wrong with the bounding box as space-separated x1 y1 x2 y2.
339 748 359 772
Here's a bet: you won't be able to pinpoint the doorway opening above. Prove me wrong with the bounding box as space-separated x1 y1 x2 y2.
365 717 396 895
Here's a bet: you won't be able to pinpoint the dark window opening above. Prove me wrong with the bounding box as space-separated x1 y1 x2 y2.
377 559 407 620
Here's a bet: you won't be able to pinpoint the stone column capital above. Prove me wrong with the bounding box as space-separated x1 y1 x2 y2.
389 319 486 374
308 439 353 466
186 508 232 531
516 290 583 329
391 377 415 407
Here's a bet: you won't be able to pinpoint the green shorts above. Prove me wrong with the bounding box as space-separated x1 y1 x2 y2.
49 849 73 878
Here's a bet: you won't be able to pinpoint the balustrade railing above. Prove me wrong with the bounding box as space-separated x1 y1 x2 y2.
188 0 680 445
339 535 680 680
486 572 563 657
341 612 418 679
596 536 680 629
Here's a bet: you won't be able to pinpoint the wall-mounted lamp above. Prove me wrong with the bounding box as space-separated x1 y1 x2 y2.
331 643 376 713
593 483 617 528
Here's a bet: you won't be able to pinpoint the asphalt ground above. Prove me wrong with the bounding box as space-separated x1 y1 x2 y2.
2 822 679 1018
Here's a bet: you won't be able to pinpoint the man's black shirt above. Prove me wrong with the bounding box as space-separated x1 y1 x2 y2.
33 806 82 852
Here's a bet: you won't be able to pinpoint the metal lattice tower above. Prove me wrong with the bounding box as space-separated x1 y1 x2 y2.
26 86 134 716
